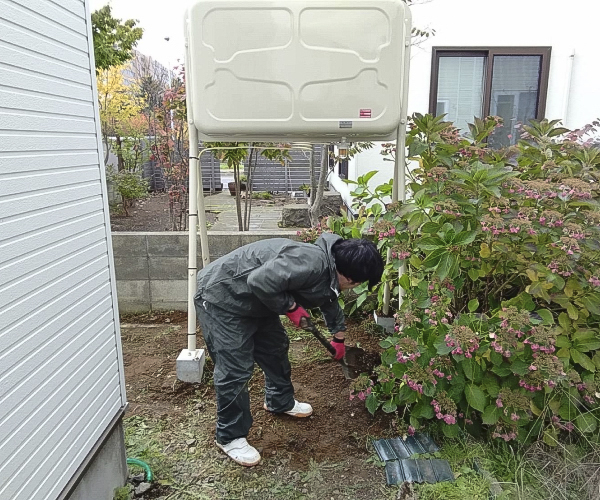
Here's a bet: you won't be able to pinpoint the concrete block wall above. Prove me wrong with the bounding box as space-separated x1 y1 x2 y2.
112 231 300 312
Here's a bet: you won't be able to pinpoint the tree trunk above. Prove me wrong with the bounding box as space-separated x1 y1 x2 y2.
244 148 257 231
115 134 125 171
309 145 328 227
233 162 244 231
103 133 110 166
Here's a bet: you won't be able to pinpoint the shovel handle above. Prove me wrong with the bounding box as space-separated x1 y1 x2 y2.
299 317 337 356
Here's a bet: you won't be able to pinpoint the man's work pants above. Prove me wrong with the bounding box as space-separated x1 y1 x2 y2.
196 298 295 445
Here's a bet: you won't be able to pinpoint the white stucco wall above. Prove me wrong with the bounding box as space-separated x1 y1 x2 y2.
0 1 127 498
336 0 600 208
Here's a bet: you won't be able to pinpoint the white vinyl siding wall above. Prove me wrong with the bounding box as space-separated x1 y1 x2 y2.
0 1 126 499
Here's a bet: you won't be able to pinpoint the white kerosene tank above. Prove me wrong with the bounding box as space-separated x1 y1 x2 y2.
184 0 411 142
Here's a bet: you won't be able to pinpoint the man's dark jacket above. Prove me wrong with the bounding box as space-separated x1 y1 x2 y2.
195 233 345 333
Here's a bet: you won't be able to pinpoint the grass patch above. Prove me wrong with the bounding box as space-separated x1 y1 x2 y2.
391 429 600 500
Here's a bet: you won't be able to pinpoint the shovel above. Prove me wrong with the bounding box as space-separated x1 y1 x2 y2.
299 317 372 379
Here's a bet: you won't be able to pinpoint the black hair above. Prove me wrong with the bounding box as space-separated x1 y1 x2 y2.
331 238 384 289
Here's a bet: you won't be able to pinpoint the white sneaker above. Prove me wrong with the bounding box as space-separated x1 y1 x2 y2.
216 438 261 467
264 399 313 418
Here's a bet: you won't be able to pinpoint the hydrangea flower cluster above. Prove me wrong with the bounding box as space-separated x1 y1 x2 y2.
431 391 457 425
492 423 518 442
390 243 410 260
349 373 374 401
371 220 396 241
433 199 462 217
402 364 437 394
495 389 530 422
523 325 556 354
428 356 454 381
519 353 565 392
296 223 326 243
551 416 575 432
395 337 420 364
426 166 450 182
445 324 480 358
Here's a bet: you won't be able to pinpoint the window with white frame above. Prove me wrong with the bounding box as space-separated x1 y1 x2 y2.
429 47 551 147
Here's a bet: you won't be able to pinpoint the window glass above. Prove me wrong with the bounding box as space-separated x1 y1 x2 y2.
436 56 486 132
488 55 542 148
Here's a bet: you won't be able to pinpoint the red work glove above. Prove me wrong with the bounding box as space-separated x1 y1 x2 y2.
286 304 310 327
330 337 346 360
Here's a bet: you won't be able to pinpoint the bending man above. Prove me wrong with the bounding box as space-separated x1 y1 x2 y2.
194 233 383 466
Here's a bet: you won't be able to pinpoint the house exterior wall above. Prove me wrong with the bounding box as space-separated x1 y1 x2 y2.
334 0 600 209
0 1 127 499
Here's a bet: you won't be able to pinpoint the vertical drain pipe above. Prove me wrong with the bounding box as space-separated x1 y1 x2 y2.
561 49 575 128
382 11 411 316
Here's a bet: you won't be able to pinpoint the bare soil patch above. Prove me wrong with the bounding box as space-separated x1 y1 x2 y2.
110 192 304 232
121 312 400 499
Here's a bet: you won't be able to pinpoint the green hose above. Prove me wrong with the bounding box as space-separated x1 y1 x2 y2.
126 458 153 482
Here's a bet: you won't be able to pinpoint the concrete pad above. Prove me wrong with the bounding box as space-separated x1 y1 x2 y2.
176 349 206 383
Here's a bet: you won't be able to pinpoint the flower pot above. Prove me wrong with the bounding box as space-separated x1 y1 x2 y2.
228 181 236 196
228 182 247 196
373 310 396 334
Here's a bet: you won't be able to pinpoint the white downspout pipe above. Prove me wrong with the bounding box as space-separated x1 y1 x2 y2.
561 49 575 127
382 12 411 316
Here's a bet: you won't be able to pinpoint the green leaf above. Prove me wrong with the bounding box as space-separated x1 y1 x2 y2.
379 337 394 349
461 359 474 381
422 248 447 269
566 302 579 320
453 231 478 246
581 294 600 315
442 424 460 438
434 337 454 355
483 373 500 398
482 404 501 425
468 269 480 281
423 383 436 397
366 393 379 415
408 211 426 232
399 273 410 291
593 352 600 369
436 253 455 282
510 359 530 376
543 428 559 447
412 399 434 419
491 365 512 377
536 309 554 326
558 312 571 332
421 222 440 234
490 351 503 366
468 298 479 313
479 243 491 258
573 331 600 352
554 335 571 348
382 399 398 413
465 384 487 412
559 400 578 421
417 237 446 250
571 349 596 372
576 413 598 434
409 255 422 269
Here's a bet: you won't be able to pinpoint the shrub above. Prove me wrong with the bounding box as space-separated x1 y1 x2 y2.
108 167 149 216
341 114 600 443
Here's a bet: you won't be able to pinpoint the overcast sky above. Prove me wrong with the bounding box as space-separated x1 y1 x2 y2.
89 0 190 69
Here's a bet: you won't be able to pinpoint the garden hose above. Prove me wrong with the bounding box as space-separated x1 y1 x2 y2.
126 458 153 482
